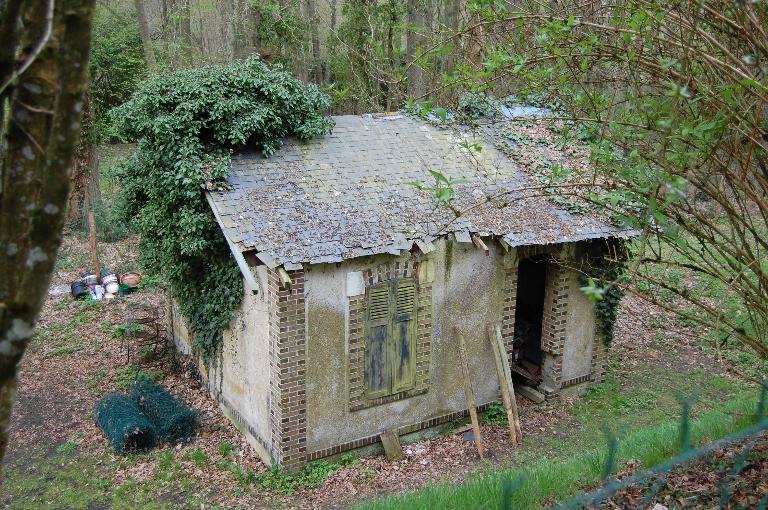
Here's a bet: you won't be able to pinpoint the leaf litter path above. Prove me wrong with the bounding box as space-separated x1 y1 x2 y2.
0 234 749 509
594 432 768 509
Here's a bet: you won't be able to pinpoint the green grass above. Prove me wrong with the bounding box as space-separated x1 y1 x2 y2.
354 390 762 510
0 447 210 510
217 440 234 458
39 330 83 358
45 344 83 358
186 448 208 467
510 359 748 466
113 366 162 390
1 450 114 510
55 442 78 454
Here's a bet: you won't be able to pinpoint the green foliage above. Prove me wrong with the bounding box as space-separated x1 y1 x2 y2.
408 170 467 207
114 366 161 390
112 57 333 360
482 402 508 426
89 198 130 242
458 92 498 119
578 242 629 345
135 272 162 291
89 2 146 140
451 0 768 357
329 0 407 112
254 454 357 494
249 0 307 57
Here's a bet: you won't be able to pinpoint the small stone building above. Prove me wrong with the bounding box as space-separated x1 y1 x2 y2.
170 112 633 471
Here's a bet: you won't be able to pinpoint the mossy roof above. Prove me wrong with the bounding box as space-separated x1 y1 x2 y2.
207 113 634 268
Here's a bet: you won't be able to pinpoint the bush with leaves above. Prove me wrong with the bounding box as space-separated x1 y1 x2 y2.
89 2 147 140
440 0 768 358
112 57 333 360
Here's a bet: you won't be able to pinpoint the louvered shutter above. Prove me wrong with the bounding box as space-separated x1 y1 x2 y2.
365 284 391 397
391 279 416 392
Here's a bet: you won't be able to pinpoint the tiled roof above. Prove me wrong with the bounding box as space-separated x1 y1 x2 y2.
207 113 634 268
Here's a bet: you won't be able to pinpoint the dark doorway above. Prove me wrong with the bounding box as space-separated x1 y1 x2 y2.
512 255 547 384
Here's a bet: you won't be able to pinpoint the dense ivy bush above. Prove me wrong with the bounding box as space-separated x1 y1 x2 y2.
113 57 333 360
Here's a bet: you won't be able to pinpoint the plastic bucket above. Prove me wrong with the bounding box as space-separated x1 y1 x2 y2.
120 272 142 287
71 281 88 299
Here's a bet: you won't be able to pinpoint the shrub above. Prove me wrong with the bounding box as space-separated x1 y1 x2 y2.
112 56 333 360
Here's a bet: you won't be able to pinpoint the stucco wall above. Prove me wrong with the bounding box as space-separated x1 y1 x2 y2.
560 271 596 382
169 237 602 464
168 299 193 355
209 265 271 442
169 266 272 447
304 238 509 454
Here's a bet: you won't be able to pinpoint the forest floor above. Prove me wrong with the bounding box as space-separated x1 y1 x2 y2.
593 432 768 509
0 233 761 509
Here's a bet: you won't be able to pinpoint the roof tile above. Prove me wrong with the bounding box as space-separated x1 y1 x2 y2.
207 114 633 266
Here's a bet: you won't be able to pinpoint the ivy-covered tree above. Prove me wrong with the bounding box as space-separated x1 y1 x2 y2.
112 57 333 360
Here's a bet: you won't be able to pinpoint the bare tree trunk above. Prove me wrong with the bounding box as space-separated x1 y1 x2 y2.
134 0 157 69
0 0 22 126
0 0 96 464
385 13 395 110
87 195 100 278
161 0 169 29
324 0 338 80
406 0 424 99
466 9 485 70
445 0 460 76
66 90 93 223
180 0 193 65
304 0 322 83
232 0 248 59
235 0 258 58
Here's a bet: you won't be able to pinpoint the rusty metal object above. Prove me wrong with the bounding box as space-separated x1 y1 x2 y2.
121 302 171 368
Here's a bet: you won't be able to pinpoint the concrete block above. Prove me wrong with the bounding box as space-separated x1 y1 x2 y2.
380 429 405 461
517 385 545 404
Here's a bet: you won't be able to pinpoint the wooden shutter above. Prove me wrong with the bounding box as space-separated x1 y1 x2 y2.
391 279 416 393
365 284 391 397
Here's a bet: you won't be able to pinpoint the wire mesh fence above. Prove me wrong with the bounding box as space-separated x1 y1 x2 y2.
500 381 768 510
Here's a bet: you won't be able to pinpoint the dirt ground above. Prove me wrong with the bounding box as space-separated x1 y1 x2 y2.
0 234 755 509
595 432 768 509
